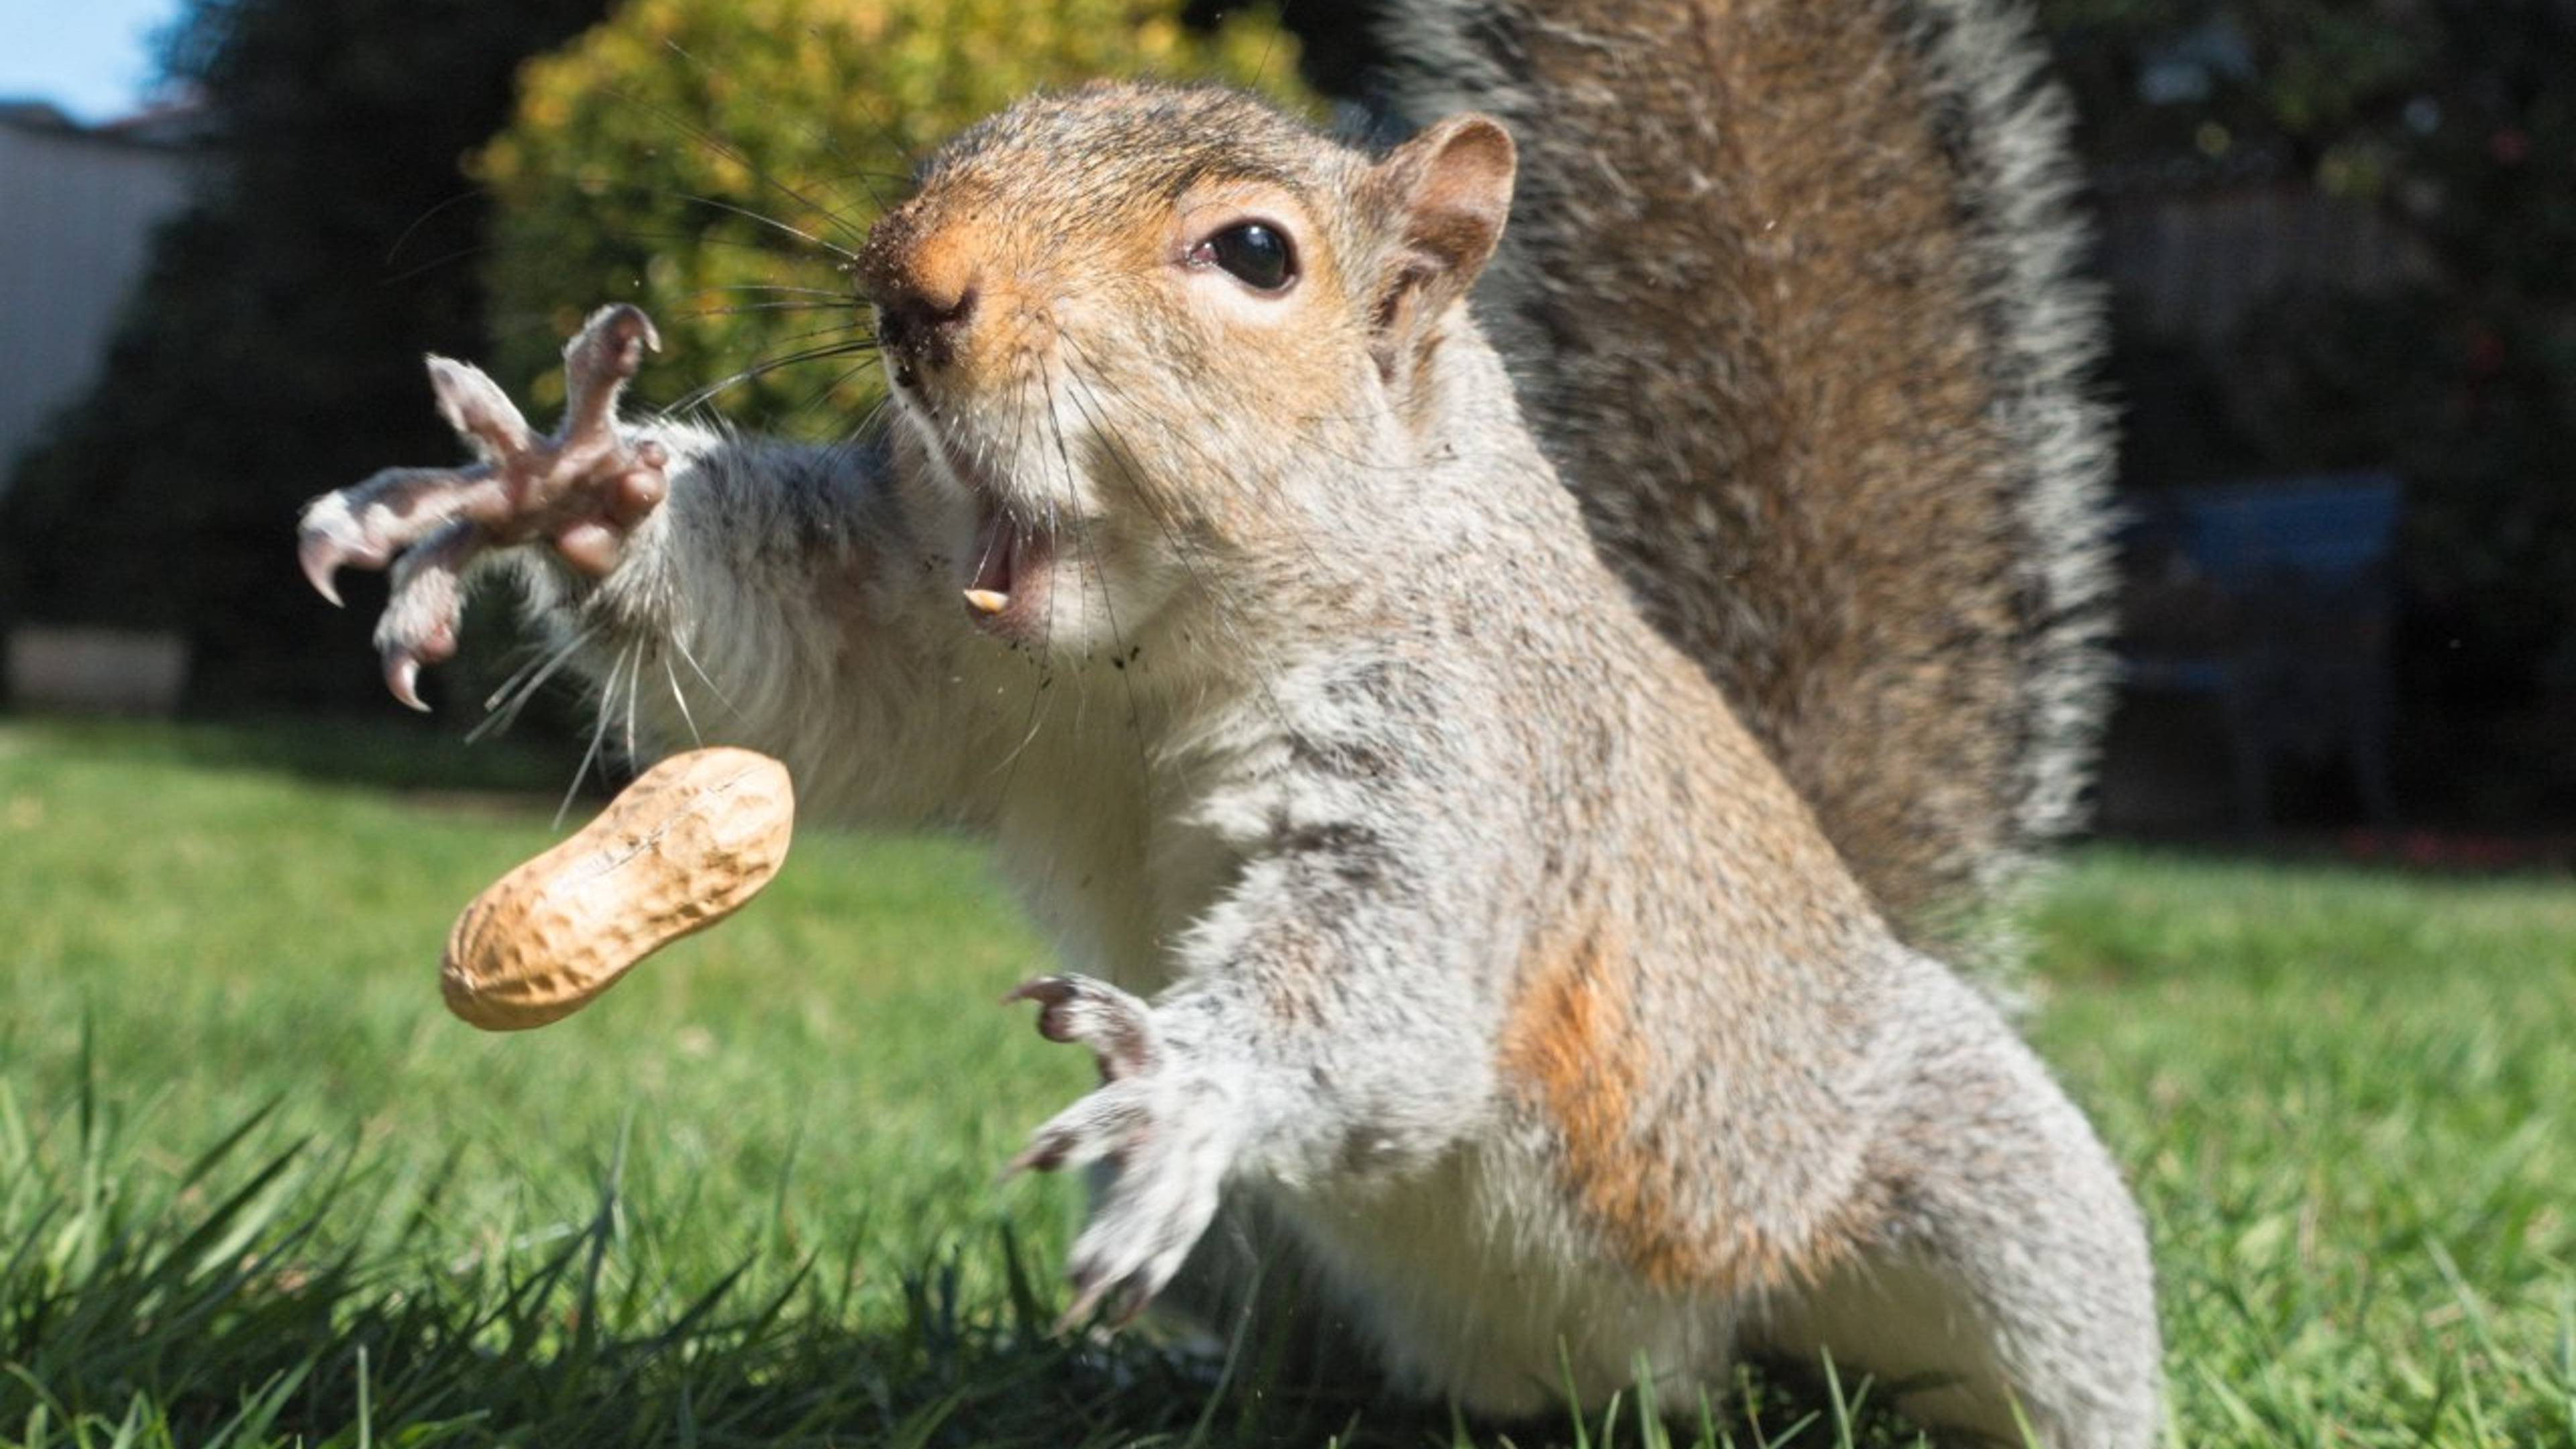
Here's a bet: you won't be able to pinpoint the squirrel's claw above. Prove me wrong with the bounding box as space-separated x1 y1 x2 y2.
425 356 533 464
369 519 479 711
295 483 409 606
1056 1265 1156 1334
1006 1081 1152 1179
1022 1074 1232 1335
1006 975 1236 1334
297 466 504 598
298 305 674 714
1024 1066 1235 1336
1006 973 1159 1081
384 652 430 714
299 529 356 608
561 304 660 447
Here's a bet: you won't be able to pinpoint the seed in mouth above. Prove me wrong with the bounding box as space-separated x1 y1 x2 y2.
961 508 1046 623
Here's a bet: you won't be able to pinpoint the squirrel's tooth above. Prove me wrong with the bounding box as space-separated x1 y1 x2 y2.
964 588 1010 615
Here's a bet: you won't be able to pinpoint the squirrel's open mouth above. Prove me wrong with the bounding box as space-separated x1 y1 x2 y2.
921 423 1062 640
961 500 1057 636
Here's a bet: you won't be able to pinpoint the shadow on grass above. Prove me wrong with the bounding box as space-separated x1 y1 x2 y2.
1 1087 1933 1449
2081 826 2576 883
0 712 592 799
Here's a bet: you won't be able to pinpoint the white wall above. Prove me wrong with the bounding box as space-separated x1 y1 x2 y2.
0 114 198 494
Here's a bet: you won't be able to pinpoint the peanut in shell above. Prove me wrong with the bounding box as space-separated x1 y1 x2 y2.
441 747 794 1030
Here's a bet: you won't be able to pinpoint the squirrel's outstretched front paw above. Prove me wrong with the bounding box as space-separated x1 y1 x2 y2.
296 304 669 709
1006 975 1240 1329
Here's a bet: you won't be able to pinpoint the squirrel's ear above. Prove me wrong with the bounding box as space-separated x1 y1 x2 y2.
1364 115 1516 386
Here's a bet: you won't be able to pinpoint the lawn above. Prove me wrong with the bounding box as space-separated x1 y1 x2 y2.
1 718 2569 1447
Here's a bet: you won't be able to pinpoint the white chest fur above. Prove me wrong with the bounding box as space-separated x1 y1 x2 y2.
1265 1138 1733 1417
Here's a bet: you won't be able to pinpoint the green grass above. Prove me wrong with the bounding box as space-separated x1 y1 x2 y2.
1 718 2571 1447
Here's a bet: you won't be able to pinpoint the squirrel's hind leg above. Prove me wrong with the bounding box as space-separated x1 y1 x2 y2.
1752 968 2161 1449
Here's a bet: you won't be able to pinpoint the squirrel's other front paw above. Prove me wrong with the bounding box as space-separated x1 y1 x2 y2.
294 304 667 709
1006 975 1240 1329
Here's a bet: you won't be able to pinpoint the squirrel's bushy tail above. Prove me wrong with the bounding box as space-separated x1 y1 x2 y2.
1369 0 2116 967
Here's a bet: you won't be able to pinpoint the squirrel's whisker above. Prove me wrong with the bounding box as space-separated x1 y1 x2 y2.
662 339 877 417
686 282 853 298
622 635 645 765
673 301 863 323
663 650 703 747
468 623 602 745
603 78 873 248
648 36 910 219
558 643 633 830
1051 356 1297 737
667 189 859 263
669 631 745 724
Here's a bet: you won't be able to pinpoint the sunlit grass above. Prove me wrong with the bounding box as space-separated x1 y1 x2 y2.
2 718 2570 1446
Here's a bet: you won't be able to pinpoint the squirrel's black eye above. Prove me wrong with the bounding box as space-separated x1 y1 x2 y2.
1195 221 1296 292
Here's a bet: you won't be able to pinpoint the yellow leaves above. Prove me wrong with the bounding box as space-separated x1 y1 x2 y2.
476 0 1309 431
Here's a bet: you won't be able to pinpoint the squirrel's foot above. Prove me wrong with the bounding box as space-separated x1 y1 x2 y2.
296 305 667 709
1006 975 1239 1330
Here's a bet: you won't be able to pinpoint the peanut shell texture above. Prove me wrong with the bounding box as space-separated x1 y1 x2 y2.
441 747 795 1030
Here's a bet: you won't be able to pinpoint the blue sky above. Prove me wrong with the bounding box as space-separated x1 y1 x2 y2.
0 0 189 121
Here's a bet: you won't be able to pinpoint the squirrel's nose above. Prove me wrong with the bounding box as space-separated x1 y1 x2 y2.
875 280 979 380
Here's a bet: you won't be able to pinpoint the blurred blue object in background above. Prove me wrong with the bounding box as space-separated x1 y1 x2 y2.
2124 473 2404 831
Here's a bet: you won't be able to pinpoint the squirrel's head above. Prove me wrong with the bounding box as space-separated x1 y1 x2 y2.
856 83 1515 661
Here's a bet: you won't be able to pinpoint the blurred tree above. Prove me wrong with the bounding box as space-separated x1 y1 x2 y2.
0 0 611 711
475 0 1307 433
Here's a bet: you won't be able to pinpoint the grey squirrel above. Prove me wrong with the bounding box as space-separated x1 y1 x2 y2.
297 3 2155 1442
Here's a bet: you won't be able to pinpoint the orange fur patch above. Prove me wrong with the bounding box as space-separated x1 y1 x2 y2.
1502 932 1881 1295
1501 936 1717 1290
